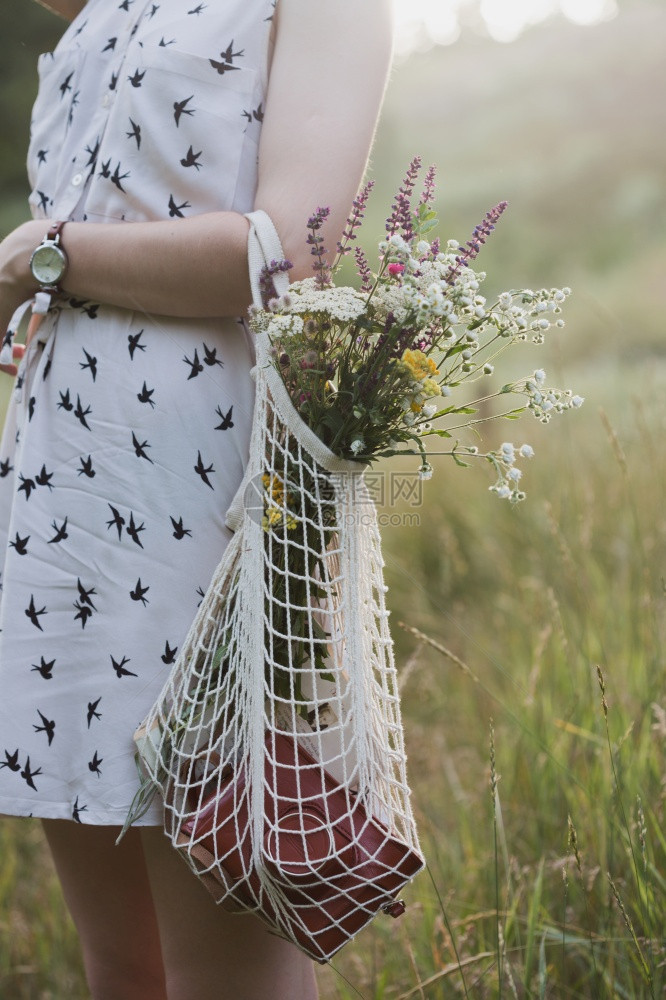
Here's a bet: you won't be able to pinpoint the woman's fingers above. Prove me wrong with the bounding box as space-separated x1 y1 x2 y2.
0 342 26 377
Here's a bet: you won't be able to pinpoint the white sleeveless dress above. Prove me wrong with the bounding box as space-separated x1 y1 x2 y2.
0 0 275 825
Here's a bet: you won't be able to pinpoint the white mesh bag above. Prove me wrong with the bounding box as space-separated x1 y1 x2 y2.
128 211 424 963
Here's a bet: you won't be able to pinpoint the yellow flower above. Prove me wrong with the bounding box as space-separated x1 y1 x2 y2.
410 400 423 413
400 349 439 381
422 377 442 398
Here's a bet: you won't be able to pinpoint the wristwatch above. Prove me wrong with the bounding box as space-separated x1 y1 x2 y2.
29 221 69 293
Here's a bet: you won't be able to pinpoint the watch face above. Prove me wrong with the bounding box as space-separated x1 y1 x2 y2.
31 243 66 285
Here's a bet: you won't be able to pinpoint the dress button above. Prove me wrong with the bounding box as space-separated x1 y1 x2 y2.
71 173 83 187
102 93 111 108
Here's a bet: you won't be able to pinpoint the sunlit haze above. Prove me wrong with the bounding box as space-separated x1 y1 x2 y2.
392 0 618 52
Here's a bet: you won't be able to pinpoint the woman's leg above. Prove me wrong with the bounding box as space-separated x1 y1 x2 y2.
42 820 167 1000
140 827 319 1000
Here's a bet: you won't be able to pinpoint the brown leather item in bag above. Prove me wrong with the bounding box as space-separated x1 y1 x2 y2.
175 730 423 962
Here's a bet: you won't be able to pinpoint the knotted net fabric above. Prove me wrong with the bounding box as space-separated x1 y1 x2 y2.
130 212 424 962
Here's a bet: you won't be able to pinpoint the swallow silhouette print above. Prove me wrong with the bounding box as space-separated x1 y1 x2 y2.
180 146 202 170
78 455 95 478
130 579 149 605
18 474 36 500
87 698 102 727
72 796 87 822
194 451 214 488
25 595 47 630
111 653 137 677
127 68 145 88
170 515 191 539
74 395 92 429
31 656 55 680
127 511 145 547
147 3 159 17
37 148 48 163
9 532 29 555
0 458 13 477
173 95 195 127
48 517 69 543
33 710 55 746
125 118 142 149
59 71 74 98
159 36 176 47
21 756 42 790
111 162 130 192
99 158 112 179
102 36 117 52
57 389 73 411
35 464 54 490
28 396 36 421
162 640 178 664
168 194 191 217
137 381 155 407
183 348 203 379
215 404 234 430
80 347 98 380
128 329 146 358
209 40 244 74
131 432 153 463
73 600 93 628
0 749 20 772
202 342 224 367
88 751 103 777
189 2 206 13
106 504 126 539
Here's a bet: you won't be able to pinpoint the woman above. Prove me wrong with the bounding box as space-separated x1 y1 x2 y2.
0 1 393 996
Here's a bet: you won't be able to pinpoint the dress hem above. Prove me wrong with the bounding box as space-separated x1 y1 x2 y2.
0 797 162 827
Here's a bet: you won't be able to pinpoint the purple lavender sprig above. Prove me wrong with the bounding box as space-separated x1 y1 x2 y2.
418 164 437 209
354 246 374 294
307 206 332 289
259 258 293 308
445 201 508 285
336 180 375 259
385 156 422 245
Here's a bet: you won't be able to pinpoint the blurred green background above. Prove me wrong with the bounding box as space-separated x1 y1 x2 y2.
1 2 665 997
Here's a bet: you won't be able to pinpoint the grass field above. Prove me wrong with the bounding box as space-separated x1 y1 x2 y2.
1 3 665 998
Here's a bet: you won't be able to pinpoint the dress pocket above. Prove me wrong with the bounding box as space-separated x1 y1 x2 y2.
84 47 258 221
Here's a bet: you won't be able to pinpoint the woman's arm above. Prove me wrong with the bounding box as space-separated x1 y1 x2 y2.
33 0 87 20
1 0 393 329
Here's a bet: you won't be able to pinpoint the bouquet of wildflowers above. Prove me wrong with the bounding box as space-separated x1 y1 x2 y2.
251 157 582 504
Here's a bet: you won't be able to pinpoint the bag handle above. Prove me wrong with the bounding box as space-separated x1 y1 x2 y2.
244 209 290 310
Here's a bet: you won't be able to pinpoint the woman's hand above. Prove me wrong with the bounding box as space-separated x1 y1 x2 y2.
0 220 44 358
0 343 27 378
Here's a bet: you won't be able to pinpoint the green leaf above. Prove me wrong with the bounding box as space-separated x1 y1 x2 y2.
503 408 526 419
452 454 470 467
423 428 452 439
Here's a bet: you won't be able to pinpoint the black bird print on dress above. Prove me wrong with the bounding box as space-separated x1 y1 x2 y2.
72 797 87 823
35 464 54 490
25 595 47 630
80 348 98 380
126 118 142 148
137 382 155 407
9 533 29 556
28 396 36 421
106 504 126 539
215 404 234 430
209 41 244 75
0 750 20 772
21 757 41 790
31 657 55 680
168 194 191 217
170 516 191 539
128 329 146 358
111 162 130 191
127 512 145 547
48 517 68 543
128 69 146 88
87 698 102 727
130 579 149 605
188 3 206 14
78 455 96 478
74 395 92 429
57 389 73 411
111 654 137 678
194 451 214 488
203 343 223 368
33 710 56 746
173 95 195 126
180 146 202 170
18 474 36 500
0 458 13 477
88 751 103 776
161 640 178 664
131 432 153 463
183 349 203 379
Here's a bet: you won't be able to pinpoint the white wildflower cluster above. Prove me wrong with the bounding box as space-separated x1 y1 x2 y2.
487 441 536 503
257 312 305 339
516 369 585 422
283 277 368 324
